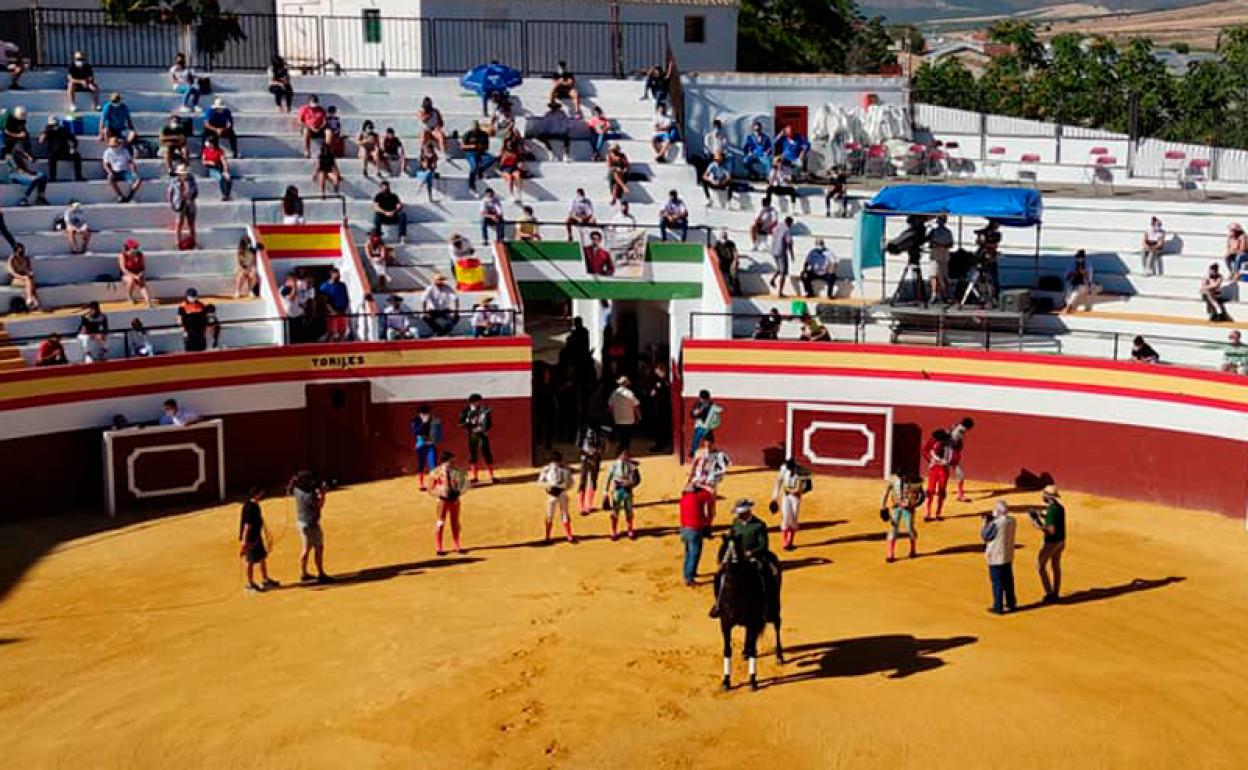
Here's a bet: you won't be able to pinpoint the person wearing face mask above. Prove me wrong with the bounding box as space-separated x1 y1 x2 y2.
66 50 101 111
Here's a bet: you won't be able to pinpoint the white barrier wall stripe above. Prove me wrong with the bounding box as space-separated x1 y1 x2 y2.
683 370 1248 442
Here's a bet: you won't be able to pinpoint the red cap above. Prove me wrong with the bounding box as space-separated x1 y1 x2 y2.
123 238 140 249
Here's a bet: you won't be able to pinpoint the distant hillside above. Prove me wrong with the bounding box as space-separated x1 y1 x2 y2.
862 0 1207 24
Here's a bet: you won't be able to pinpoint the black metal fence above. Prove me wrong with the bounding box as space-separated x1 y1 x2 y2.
0 9 667 77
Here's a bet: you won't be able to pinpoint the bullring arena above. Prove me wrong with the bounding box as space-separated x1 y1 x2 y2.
3 11 1248 769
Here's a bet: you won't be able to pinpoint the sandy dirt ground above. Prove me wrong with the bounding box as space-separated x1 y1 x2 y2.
2 457 1248 769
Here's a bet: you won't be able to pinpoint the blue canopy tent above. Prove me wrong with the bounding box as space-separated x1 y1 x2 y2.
855 185 1044 301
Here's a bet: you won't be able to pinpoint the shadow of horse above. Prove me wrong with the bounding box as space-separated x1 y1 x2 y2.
765 634 978 687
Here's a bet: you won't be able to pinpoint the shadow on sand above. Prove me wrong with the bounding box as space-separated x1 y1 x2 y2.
764 634 978 687
1012 576 1185 612
308 556 485 589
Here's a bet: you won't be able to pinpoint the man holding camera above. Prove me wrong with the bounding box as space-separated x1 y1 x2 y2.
1029 484 1067 603
981 501 1017 614
289 470 334 584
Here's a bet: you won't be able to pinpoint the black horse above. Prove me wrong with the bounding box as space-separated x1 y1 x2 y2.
716 533 783 691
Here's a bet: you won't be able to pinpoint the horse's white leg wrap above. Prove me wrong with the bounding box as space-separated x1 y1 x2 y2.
723 657 731 676
748 657 757 677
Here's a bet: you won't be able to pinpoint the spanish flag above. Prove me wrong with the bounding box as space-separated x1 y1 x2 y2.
455 257 487 291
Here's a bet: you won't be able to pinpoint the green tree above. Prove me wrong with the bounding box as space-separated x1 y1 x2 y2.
845 17 896 74
737 0 858 72
911 59 978 111
99 0 245 60
987 19 1045 71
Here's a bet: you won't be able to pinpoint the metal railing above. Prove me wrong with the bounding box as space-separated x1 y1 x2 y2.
250 193 348 227
1 9 667 77
685 306 1241 372
525 219 715 246
15 309 520 367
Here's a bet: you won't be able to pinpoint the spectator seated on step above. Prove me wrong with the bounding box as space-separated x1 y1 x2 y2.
268 54 294 113
203 98 239 158
532 101 571 161
564 188 597 241
160 398 202 427
472 297 507 337
6 144 48 207
168 52 201 112
58 200 91 254
651 103 679 163
1223 330 1248 374
380 127 408 177
298 95 328 158
774 125 810 175
800 238 837 299
766 158 799 206
364 229 392 291
659 189 689 242
383 294 417 340
586 106 613 162
159 114 190 175
313 141 342 194
1201 263 1233 322
742 121 773 180
700 152 733 208
825 166 849 218
460 119 494 195
6 243 39 311
202 134 233 201
38 115 85 182
372 180 409 244
281 185 305 225
77 301 110 363
641 63 670 105
422 272 459 337
65 50 101 111
753 308 782 340
1131 335 1160 364
119 237 154 307
99 92 137 145
128 318 154 357
516 205 541 242
2 104 29 157
36 332 67 366
1224 222 1248 277
549 60 582 115
418 96 446 156
102 135 143 203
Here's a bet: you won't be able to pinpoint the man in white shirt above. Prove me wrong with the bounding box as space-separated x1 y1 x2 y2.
701 153 733 207
751 197 778 252
608 375 641 452
799 237 837 298
422 273 460 336
703 118 731 159
479 187 505 244
159 398 201 426
659 189 689 242
565 187 596 241
102 135 142 203
384 294 416 340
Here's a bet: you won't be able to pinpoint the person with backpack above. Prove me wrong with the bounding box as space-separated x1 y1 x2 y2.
603 450 641 541
410 404 443 491
688 390 723 458
537 451 576 545
770 458 812 551
458 393 495 484
575 422 607 515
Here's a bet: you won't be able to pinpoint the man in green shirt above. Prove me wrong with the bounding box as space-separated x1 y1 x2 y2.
1222 330 1248 374
709 499 773 617
1029 484 1067 602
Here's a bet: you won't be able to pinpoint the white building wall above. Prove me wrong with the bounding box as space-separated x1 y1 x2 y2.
681 72 909 152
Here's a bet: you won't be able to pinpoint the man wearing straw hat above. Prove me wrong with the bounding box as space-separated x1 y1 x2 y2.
421 272 459 336
1029 484 1067 603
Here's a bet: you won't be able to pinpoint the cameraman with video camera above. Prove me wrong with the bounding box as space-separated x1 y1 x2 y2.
289 470 334 584
886 214 930 305
962 219 1003 308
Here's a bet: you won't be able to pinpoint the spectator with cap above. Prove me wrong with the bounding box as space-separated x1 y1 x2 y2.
119 238 154 307
60 200 91 254
299 95 328 158
800 238 837 299
167 163 199 249
201 134 233 201
1028 485 1067 603
36 332 67 366
66 50 101 111
178 288 210 352
203 98 239 158
549 60 582 115
1223 330 1248 374
2 104 29 157
158 114 189 176
102 135 143 203
168 52 200 112
6 144 48 207
38 115 85 182
422 273 459 336
418 96 447 156
372 180 408 244
659 189 689 242
651 103 679 162
6 243 38 311
77 301 110 363
99 92 136 145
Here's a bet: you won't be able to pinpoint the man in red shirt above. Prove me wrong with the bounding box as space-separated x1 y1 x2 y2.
36 332 68 366
679 487 711 587
298 95 327 158
583 230 613 276
923 429 953 521
119 238 153 307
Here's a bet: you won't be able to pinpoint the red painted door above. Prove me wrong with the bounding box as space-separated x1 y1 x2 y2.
774 106 808 137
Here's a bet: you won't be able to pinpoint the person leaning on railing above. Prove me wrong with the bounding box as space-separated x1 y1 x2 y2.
35 332 67 366
422 273 459 337
1223 330 1248 374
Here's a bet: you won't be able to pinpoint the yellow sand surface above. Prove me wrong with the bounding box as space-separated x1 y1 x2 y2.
1 458 1247 769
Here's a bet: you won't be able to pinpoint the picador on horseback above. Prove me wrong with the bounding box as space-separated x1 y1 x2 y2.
709 499 783 690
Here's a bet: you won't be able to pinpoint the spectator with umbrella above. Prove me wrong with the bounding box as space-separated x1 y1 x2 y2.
461 61 523 116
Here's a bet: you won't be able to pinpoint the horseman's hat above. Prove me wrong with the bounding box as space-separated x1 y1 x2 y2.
732 499 755 516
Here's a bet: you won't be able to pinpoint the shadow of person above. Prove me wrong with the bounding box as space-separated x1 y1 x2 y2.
766 634 978 686
1013 576 1185 612
780 555 832 571
920 542 1023 558
805 530 887 548
315 556 484 588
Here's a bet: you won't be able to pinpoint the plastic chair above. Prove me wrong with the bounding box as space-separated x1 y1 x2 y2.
864 144 889 179
1186 158 1211 199
942 141 962 177
984 146 1006 180
1018 153 1041 187
1161 150 1187 190
844 141 863 176
1085 146 1108 185
1092 155 1117 195
906 143 928 176
927 149 948 179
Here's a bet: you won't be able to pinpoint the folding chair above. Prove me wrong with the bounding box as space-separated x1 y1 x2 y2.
1185 158 1211 199
942 141 962 177
1085 146 1108 185
1161 150 1186 190
984 146 1006 180
1092 155 1117 196
1017 153 1041 187
864 144 889 179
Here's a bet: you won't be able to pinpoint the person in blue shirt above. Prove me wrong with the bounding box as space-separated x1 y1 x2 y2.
774 124 810 172
742 121 772 180
410 404 443 491
98 92 135 145
202 97 239 158
318 267 351 341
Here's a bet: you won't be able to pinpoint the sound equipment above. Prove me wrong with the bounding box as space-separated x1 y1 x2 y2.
1000 288 1032 314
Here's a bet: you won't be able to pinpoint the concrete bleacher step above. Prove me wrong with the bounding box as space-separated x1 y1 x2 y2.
23 249 236 285
3 295 267 337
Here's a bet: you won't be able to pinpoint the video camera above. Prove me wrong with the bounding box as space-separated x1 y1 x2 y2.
885 215 930 265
